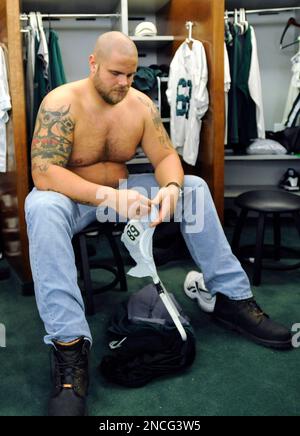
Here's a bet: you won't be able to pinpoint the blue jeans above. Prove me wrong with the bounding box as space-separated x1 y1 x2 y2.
25 174 252 345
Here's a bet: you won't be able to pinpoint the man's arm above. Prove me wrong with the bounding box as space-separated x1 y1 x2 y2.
31 94 152 217
138 95 184 188
138 94 184 226
31 95 114 206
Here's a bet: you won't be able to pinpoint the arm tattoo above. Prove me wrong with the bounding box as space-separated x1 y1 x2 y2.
31 104 75 173
137 96 173 151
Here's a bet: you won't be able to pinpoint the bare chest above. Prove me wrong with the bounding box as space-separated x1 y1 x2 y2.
69 113 143 167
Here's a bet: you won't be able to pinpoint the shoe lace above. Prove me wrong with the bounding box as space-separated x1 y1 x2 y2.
55 354 85 389
245 299 267 318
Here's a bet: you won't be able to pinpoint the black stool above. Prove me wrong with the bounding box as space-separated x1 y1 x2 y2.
0 265 10 281
73 222 127 315
232 190 300 286
0 232 10 281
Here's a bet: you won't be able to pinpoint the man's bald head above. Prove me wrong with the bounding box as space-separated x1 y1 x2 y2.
89 32 138 105
93 31 138 63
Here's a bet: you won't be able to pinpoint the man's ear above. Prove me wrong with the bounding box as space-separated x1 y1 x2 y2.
89 54 98 74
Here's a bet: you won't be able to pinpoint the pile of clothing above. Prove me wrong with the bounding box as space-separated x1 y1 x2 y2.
99 284 196 388
132 64 169 94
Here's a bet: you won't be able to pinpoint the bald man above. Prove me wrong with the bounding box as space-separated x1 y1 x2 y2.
25 32 291 416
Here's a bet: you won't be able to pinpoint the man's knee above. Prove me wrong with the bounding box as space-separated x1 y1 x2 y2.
25 189 74 220
183 175 209 191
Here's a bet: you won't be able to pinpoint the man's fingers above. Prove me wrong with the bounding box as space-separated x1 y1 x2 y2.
150 201 168 228
151 190 164 206
128 201 150 219
149 217 162 228
160 198 171 223
151 195 160 206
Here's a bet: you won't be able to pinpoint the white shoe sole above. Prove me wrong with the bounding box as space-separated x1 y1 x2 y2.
184 271 216 313
281 186 300 191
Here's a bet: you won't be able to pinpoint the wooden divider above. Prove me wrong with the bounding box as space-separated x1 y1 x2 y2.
158 0 225 219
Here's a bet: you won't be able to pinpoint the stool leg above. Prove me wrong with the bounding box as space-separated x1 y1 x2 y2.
72 237 83 280
273 212 281 261
293 212 300 239
253 212 266 286
78 234 95 316
106 232 128 293
232 208 248 257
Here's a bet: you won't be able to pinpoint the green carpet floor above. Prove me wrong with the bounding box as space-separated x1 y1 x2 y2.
0 223 299 416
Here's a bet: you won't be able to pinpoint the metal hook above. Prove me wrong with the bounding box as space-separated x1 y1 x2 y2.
185 21 194 42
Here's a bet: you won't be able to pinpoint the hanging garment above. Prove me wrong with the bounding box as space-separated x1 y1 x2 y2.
48 29 67 90
99 284 196 388
36 12 49 82
33 36 48 131
286 91 300 127
227 23 239 145
32 27 66 134
26 12 40 139
224 42 231 145
33 14 50 128
225 19 233 46
166 40 209 166
0 44 9 86
248 26 265 139
24 25 36 140
227 25 257 152
0 43 15 172
282 52 300 124
0 46 11 173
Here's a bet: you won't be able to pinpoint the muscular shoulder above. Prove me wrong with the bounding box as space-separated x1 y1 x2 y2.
129 88 163 134
130 88 157 116
40 81 83 121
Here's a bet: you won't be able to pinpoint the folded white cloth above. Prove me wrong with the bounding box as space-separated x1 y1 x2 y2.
247 138 287 155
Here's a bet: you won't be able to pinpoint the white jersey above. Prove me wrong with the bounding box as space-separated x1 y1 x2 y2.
248 26 265 139
166 40 209 166
0 46 11 173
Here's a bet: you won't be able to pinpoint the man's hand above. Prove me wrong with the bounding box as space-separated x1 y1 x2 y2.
150 185 181 227
109 189 153 220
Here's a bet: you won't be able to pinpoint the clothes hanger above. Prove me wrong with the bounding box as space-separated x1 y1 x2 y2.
185 21 195 47
239 8 245 34
234 9 244 34
46 14 52 44
224 10 234 46
224 10 229 26
240 8 249 33
29 12 40 42
48 14 52 32
36 12 44 41
280 17 300 49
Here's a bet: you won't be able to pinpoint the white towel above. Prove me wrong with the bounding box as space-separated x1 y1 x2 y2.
121 210 158 280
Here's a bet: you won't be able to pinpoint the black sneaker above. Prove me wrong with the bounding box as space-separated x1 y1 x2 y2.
279 168 300 191
213 294 292 350
48 337 90 416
